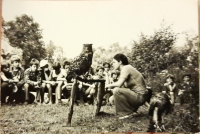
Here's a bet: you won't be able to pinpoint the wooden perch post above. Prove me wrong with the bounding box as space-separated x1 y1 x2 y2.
67 76 105 125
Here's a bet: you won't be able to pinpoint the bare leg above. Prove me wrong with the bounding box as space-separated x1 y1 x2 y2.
23 83 29 101
55 81 63 103
47 84 53 104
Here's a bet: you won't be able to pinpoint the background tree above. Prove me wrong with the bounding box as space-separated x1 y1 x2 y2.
128 23 177 77
92 42 130 69
45 40 57 64
2 14 46 68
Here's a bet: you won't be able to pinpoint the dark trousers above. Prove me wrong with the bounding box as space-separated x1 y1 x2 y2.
14 82 24 103
1 82 15 103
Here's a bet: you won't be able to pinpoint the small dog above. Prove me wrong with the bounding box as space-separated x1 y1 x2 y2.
147 92 171 132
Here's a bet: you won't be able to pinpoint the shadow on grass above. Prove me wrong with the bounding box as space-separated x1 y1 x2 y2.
96 111 115 117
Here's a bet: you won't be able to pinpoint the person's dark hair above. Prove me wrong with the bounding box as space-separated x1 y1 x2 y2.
10 55 21 64
96 66 104 72
52 62 61 70
103 62 110 68
1 61 10 69
182 74 191 79
113 53 129 65
30 58 39 66
63 60 71 66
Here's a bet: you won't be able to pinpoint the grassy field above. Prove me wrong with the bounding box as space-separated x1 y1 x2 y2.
0 101 199 134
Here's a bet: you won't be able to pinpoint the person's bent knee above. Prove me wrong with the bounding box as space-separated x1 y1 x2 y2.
112 87 120 95
57 81 64 87
46 83 51 89
41 83 46 88
23 83 29 89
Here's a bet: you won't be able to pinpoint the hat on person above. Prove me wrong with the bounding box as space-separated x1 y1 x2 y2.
63 60 71 66
10 55 21 63
40 60 48 68
1 61 10 68
182 73 191 79
165 74 175 80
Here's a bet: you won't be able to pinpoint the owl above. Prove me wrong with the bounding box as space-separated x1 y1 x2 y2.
66 44 93 82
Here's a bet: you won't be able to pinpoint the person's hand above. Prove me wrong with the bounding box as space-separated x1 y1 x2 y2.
178 90 184 95
13 79 19 83
78 84 82 89
51 81 57 86
164 83 169 86
92 84 95 88
34 82 38 86
105 84 110 91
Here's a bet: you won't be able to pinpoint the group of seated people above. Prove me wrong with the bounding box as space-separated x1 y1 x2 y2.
1 54 120 106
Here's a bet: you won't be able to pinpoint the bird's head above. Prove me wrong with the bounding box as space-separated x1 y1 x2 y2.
81 44 93 58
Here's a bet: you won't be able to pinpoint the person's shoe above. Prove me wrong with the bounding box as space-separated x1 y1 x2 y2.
33 100 40 105
9 102 16 106
23 101 29 105
118 112 137 120
42 102 46 105
56 100 62 106
45 97 50 104
47 102 53 105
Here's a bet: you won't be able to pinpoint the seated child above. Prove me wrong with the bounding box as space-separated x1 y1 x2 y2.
178 73 197 105
9 55 25 104
1 61 19 104
51 62 67 104
23 58 43 105
85 66 105 98
104 70 119 105
39 60 54 104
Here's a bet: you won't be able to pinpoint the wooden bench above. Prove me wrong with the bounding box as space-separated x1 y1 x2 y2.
67 76 105 125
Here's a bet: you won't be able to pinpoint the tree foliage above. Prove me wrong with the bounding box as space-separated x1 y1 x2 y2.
2 14 46 68
128 24 178 76
45 40 56 59
92 43 131 68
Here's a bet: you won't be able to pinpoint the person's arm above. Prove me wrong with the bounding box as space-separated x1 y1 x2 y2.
105 67 128 89
42 71 57 85
24 69 37 86
104 71 110 85
18 68 25 84
44 70 51 81
105 77 126 89
57 69 67 81
36 70 42 86
169 83 176 92
1 72 12 82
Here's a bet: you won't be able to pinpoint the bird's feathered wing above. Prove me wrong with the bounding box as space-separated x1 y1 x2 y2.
66 44 93 82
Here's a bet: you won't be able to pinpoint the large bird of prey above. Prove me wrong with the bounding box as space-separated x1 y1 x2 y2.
66 44 93 82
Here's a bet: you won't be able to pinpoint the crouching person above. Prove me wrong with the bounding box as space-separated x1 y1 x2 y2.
147 92 171 132
1 61 19 105
23 58 43 105
105 54 150 119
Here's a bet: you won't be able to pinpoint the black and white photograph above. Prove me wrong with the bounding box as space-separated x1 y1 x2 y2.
1 0 199 133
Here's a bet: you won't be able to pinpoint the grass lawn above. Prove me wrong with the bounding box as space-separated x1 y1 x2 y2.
0 100 199 134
